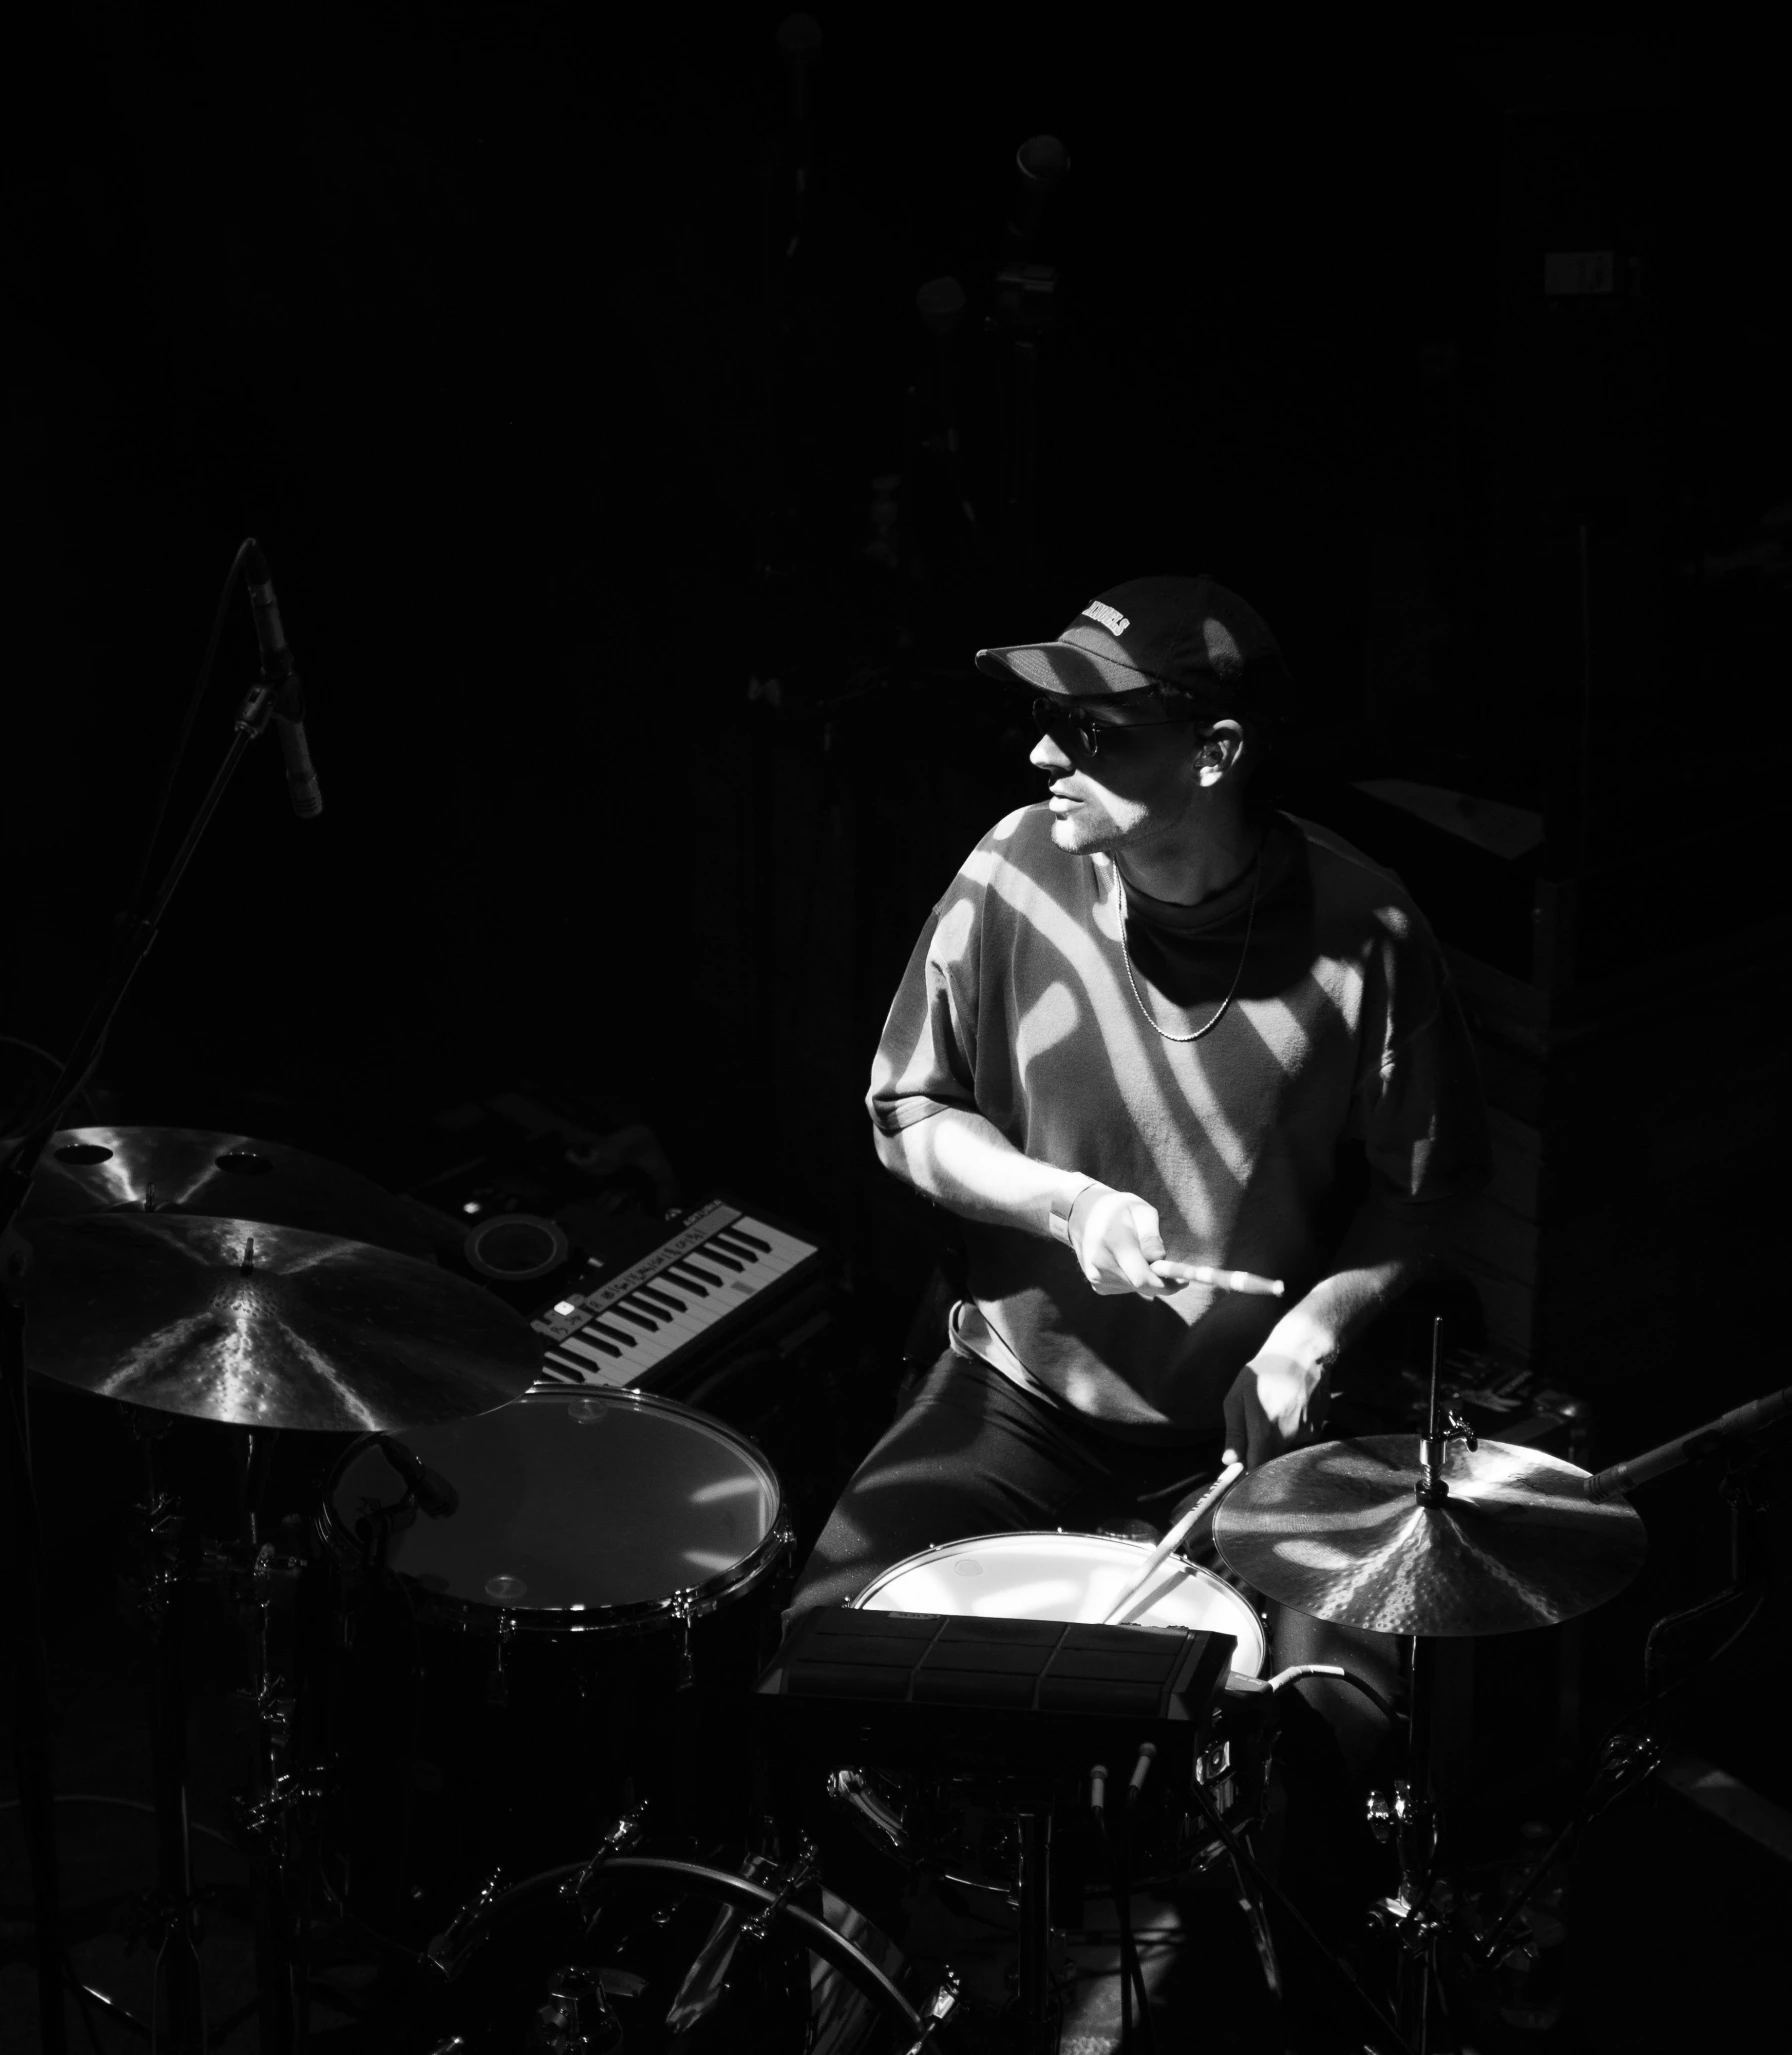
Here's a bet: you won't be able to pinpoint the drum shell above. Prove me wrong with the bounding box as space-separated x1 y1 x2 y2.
314 1390 794 1935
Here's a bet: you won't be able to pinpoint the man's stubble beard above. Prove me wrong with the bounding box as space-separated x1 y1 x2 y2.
1049 803 1145 859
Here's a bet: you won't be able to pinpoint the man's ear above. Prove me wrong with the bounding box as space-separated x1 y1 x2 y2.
1198 719 1247 781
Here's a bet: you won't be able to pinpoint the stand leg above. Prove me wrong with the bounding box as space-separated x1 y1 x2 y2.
1397 1635 1439 2055
236 1465 311 2055
1011 1803 1056 2055
148 1562 208 2053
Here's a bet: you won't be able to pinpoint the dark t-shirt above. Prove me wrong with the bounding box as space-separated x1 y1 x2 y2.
867 805 1489 1436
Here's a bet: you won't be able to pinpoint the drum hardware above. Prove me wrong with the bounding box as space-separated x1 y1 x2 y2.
767 1540 1277 2054
1210 1328 1666 2055
487 1611 517 1706
374 1431 461 1519
318 1388 795 1941
561 1806 651 1906
671 1589 698 1689
738 1837 821 1947
659 1841 822 2038
1008 1789 1058 2052
1460 1386 1789 1991
428 1864 513 1978
0 548 336 2051
826 1769 920 1871
424 1845 936 2050
529 1961 624 2052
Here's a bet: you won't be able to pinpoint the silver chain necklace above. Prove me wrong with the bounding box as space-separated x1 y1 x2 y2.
1112 846 1263 1044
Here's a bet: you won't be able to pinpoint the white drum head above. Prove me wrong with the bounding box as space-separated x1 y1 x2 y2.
329 1388 782 1617
852 1531 1266 1676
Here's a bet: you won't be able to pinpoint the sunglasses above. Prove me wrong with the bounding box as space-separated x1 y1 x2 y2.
1028 695 1202 759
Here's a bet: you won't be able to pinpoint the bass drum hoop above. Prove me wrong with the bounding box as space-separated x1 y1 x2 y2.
850 1526 1269 1675
434 1854 921 2039
318 1386 794 1640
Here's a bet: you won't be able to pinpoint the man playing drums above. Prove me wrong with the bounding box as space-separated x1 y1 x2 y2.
790 573 1489 1967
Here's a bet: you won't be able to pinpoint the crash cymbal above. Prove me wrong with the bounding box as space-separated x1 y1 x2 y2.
23 1125 435 1262
21 1212 540 1433
1212 1434 1646 1637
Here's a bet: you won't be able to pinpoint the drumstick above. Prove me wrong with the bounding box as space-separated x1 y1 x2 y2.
1150 1260 1284 1297
1098 1460 1245 1626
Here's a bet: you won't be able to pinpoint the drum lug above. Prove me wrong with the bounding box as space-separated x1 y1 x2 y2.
565 1802 650 1905
739 1836 820 1947
426 1864 508 1979
826 1768 915 1866
672 1590 697 1690
1194 1736 1235 1815
486 1611 515 1708
908 1965 963 2052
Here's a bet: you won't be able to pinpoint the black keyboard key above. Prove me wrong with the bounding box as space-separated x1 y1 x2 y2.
586 1319 637 1347
666 1263 715 1293
726 1224 773 1253
567 1331 622 1360
709 1231 760 1263
636 1283 686 1314
697 1242 744 1273
612 1302 659 1331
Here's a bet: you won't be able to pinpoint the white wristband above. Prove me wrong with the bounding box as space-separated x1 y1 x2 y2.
1049 1179 1102 1248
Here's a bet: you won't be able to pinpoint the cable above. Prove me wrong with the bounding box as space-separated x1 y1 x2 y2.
1266 1663 1401 1729
121 536 256 926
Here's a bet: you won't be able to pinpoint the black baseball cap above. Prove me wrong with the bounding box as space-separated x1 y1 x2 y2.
975 574 1293 718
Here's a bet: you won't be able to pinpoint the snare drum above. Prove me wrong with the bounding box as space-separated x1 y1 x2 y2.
838 1531 1269 1891
318 1387 793 1931
853 1530 1268 1675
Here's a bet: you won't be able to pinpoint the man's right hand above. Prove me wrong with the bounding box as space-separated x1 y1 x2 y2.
1068 1185 1179 1296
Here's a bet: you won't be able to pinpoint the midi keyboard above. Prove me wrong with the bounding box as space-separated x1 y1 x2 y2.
528 1196 827 1399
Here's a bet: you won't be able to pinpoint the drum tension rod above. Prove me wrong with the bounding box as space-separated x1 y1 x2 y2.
740 1835 820 1947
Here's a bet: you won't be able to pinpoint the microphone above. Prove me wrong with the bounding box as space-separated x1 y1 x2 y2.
1126 1741 1158 1809
243 541 323 818
1584 1383 1792 1502
377 1435 460 1519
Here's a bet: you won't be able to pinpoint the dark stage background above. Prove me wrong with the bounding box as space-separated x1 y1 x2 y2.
9 17 1783 1228
5 15 1791 2041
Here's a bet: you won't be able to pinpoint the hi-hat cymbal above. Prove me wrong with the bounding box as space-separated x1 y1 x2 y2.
21 1212 540 1433
1212 1435 1646 1637
23 1126 435 1262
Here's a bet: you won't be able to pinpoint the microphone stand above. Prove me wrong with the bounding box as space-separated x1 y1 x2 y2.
0 663 289 2054
1469 1379 1791 1977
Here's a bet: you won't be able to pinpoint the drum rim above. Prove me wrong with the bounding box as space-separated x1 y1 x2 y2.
319 1386 792 1636
429 1854 919 2035
849 1526 1267 1671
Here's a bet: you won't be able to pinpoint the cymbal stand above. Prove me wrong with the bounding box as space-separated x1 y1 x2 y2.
1364 1319 1475 2055
227 1428 321 2055
1473 1425 1782 1978
123 1408 210 2053
0 572 291 2053
1007 1788 1058 2055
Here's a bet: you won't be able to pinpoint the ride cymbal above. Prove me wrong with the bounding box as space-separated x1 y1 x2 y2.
20 1212 540 1433
1212 1434 1646 1636
23 1125 435 1261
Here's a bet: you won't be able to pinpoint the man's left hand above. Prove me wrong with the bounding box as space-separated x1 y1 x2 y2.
1222 1329 1336 1471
